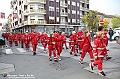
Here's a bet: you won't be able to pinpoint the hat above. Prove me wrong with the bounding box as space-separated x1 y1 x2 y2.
26 31 28 33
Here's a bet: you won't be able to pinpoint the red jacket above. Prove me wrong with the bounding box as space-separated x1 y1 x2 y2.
47 37 56 50
76 31 84 44
24 34 30 44
30 33 40 45
103 32 108 46
8 34 13 41
93 38 106 58
41 34 48 43
81 36 92 51
69 34 77 46
54 34 63 47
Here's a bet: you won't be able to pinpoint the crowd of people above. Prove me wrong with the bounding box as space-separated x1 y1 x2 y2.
2 26 112 76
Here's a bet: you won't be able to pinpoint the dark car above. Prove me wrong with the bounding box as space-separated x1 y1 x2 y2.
0 33 5 46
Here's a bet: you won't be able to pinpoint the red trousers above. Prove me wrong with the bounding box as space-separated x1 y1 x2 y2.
56 46 62 58
32 44 37 52
78 42 82 50
21 41 24 47
62 41 68 48
80 50 94 63
70 46 77 55
25 43 30 49
48 46 57 59
9 41 12 46
93 57 103 72
103 48 109 57
14 40 18 45
42 43 47 51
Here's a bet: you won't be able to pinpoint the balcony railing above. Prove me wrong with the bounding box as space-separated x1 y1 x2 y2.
24 20 46 25
60 22 68 24
24 9 46 14
60 12 68 16
24 0 46 4
60 3 68 7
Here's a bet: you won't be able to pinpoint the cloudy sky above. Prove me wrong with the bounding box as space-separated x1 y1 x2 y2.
0 0 120 20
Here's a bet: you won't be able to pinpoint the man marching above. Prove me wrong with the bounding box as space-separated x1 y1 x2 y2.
61 32 68 49
47 33 57 61
24 31 30 51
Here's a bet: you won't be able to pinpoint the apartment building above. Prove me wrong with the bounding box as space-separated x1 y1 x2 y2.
10 0 89 34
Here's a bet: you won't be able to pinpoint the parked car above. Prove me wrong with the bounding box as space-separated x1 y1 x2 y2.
112 29 120 40
0 33 5 46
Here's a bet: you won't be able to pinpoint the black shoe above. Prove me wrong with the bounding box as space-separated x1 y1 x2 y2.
107 49 109 51
74 54 77 56
99 71 106 76
21 46 24 48
79 61 83 64
54 60 58 62
49 58 52 61
66 48 68 49
106 57 112 61
33 52 36 55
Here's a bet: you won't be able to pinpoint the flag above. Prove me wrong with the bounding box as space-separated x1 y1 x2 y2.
0 12 5 19
0 23 2 26
13 13 18 19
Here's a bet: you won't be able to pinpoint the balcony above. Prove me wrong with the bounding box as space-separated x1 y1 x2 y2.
24 20 46 25
24 0 46 5
60 3 68 7
60 22 68 25
80 0 85 3
60 12 68 17
80 7 85 11
85 0 89 4
24 9 46 15
85 8 89 12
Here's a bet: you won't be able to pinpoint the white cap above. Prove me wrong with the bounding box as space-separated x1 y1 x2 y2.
26 31 28 32
72 31 76 34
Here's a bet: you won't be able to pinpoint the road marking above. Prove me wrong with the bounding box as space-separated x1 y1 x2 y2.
5 49 13 54
17 48 26 53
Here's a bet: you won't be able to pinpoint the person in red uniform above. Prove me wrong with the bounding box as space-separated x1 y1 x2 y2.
103 28 112 60
20 33 25 48
54 30 63 60
24 31 30 51
92 32 106 76
41 32 48 53
79 30 94 64
8 32 13 47
61 32 68 49
14 33 18 46
76 29 84 54
47 33 57 61
17 32 21 44
30 30 40 55
69 31 77 56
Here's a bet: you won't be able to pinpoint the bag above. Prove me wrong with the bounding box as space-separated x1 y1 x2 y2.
117 38 120 44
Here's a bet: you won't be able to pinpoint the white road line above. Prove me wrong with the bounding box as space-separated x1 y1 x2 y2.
5 49 13 54
17 48 26 53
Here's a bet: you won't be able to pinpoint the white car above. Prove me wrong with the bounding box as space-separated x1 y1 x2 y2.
112 29 120 40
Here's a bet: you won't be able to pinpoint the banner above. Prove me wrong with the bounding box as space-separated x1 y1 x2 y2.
0 12 5 19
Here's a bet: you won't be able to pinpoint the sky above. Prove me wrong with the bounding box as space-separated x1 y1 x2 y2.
0 0 120 21
89 0 120 15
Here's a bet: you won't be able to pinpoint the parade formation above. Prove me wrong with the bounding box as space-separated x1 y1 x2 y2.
1 26 112 76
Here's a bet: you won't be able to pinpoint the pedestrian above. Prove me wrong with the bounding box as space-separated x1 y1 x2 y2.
79 30 94 65
76 29 84 54
61 32 68 49
69 31 77 56
92 32 106 76
47 33 57 61
30 30 40 55
108 28 114 41
24 31 30 51
103 28 112 60
54 30 63 61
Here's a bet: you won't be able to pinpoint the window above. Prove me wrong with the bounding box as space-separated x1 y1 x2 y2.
61 18 65 22
38 16 44 20
56 8 59 12
56 17 59 22
68 1 70 5
49 16 54 20
72 2 76 6
49 6 54 11
72 10 76 14
30 5 35 9
77 11 79 14
38 5 44 10
68 18 70 22
77 3 79 6
72 19 76 23
30 16 35 19
56 0 59 2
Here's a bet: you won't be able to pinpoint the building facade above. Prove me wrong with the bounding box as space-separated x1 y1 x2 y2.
10 0 89 34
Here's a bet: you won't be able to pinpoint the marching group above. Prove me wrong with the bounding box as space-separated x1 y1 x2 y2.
2 26 112 76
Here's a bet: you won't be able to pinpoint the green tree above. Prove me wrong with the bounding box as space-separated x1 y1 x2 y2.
82 10 100 31
103 18 109 28
111 15 120 29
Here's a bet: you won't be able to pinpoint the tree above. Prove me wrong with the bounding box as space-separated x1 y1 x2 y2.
103 18 109 28
111 15 120 29
81 10 100 31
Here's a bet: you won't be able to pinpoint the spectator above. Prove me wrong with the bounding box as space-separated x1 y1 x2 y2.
108 28 114 41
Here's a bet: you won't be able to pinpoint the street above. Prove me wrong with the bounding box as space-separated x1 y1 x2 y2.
0 41 120 79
